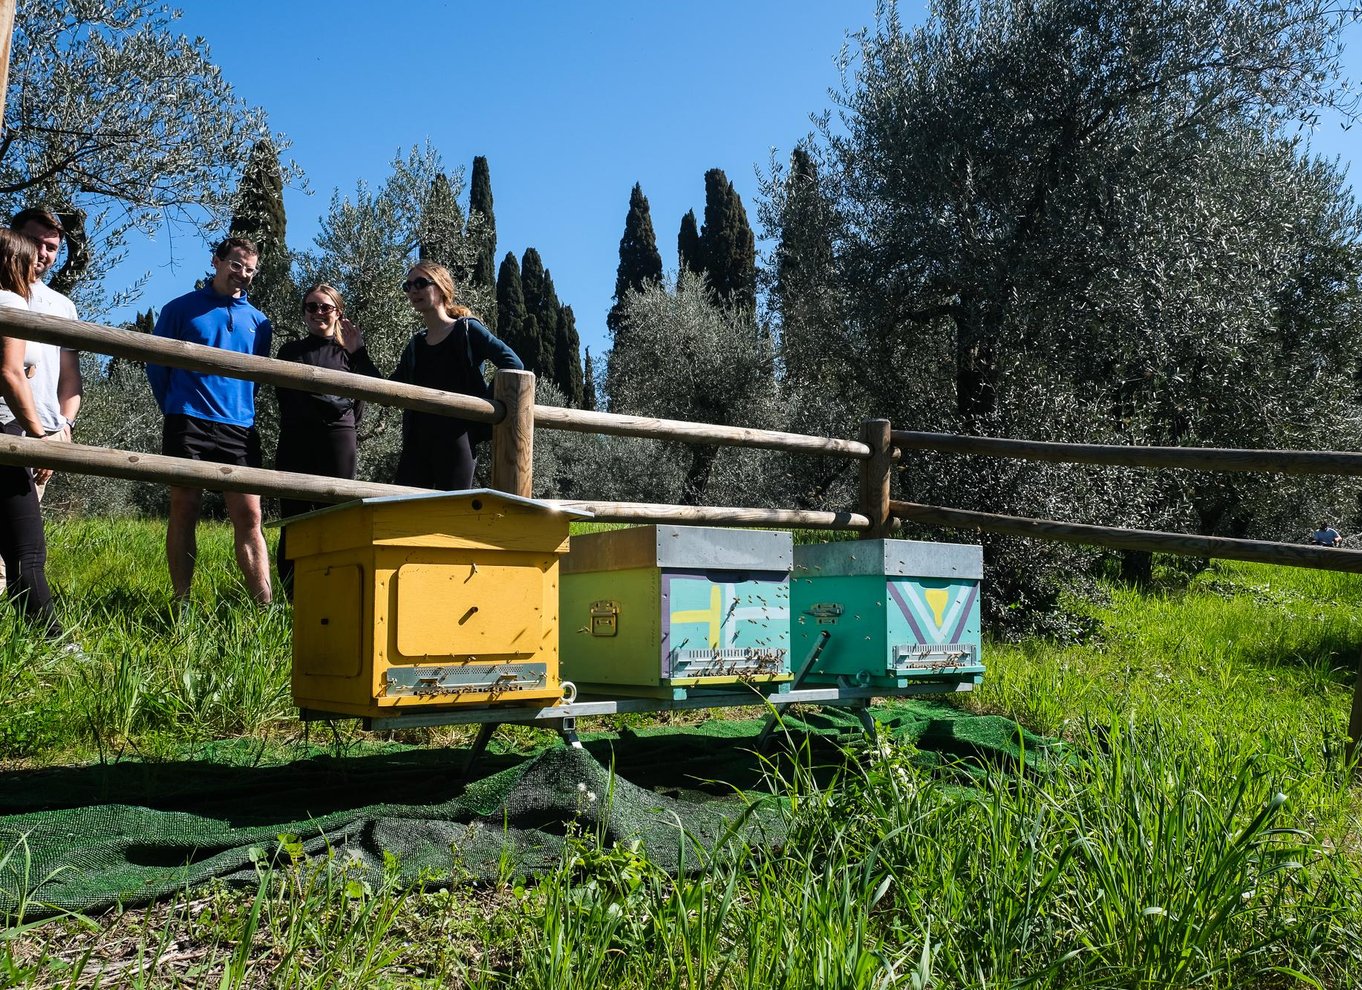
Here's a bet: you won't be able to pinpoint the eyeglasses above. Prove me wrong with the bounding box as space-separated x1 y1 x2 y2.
401 277 436 293
304 302 336 314
226 259 258 278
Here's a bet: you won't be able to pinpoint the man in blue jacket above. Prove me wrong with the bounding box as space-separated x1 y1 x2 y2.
147 237 273 604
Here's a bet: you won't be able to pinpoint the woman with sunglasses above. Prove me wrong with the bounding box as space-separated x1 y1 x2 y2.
273 283 382 596
0 229 66 639
393 262 523 489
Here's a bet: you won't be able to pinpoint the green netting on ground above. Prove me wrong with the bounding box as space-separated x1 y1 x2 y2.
0 699 1064 919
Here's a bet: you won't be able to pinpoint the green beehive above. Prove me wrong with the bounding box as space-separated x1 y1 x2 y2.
560 525 793 699
791 539 984 690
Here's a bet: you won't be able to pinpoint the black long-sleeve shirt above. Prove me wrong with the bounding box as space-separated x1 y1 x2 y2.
275 335 383 430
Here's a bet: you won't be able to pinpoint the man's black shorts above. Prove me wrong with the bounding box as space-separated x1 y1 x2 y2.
162 413 261 468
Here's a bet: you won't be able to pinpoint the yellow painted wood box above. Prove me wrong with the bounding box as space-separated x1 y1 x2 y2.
284 490 591 718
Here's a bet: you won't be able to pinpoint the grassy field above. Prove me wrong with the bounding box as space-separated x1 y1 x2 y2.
2 517 1362 987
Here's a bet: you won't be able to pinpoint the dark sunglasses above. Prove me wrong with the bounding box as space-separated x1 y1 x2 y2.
401 277 437 293
304 302 336 314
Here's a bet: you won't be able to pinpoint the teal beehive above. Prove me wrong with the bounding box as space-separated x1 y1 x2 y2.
791 539 984 690
560 525 793 699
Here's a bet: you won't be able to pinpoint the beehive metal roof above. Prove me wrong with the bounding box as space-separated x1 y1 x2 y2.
276 488 593 528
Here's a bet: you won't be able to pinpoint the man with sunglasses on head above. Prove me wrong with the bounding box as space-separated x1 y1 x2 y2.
146 237 273 604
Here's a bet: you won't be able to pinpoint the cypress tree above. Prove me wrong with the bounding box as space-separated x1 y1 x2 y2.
773 147 840 390
228 137 291 306
467 155 497 329
496 251 537 370
581 346 597 411
699 167 756 313
230 138 286 259
607 183 663 337
418 172 465 272
677 209 704 279
553 304 584 406
520 248 561 376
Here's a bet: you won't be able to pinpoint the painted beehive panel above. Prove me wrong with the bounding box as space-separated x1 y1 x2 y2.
286 490 590 718
792 539 984 690
560 525 793 698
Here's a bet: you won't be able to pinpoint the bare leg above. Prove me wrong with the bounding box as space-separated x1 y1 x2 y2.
225 491 272 605
166 486 202 600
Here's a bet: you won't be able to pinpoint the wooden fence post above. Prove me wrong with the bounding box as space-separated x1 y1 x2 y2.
491 369 535 497
859 418 894 539
0 1 15 132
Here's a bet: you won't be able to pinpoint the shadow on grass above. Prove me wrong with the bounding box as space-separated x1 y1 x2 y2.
1234 625 1362 684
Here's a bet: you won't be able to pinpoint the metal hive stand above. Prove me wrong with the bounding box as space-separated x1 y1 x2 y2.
299 632 976 774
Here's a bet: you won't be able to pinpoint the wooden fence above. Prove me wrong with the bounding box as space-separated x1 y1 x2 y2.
3 307 1362 748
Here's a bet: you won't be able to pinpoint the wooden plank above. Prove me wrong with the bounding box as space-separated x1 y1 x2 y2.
491 369 535 497
533 403 872 459
548 498 870 530
890 500 1362 573
0 308 500 421
892 430 1362 476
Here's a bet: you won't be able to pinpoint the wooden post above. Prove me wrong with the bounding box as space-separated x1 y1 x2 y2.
859 418 894 539
491 369 535 497
0 1 14 131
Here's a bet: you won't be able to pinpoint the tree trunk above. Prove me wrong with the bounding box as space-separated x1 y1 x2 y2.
680 444 718 506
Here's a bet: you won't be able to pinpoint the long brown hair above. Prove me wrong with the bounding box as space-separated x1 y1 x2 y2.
302 283 347 346
408 261 474 319
0 230 36 299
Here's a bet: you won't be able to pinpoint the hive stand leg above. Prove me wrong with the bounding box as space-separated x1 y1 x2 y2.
461 722 499 777
758 631 832 751
555 716 583 749
851 705 877 738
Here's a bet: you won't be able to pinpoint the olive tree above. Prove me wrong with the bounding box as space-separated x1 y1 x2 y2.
607 274 785 506
2 1 285 313
761 0 1362 619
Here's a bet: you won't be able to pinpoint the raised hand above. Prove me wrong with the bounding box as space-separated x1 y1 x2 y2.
340 317 366 354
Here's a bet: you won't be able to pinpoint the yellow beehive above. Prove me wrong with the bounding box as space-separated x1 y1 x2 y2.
285 489 591 718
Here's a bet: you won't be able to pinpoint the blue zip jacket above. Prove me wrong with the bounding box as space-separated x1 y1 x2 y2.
146 286 272 427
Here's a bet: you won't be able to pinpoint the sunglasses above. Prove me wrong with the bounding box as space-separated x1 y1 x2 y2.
304 302 336 314
401 276 437 293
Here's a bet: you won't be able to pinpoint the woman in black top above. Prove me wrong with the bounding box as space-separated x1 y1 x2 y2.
274 283 382 597
393 262 523 489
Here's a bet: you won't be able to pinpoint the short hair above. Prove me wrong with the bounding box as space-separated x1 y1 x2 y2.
0 229 38 298
214 236 259 260
10 208 64 238
407 261 473 319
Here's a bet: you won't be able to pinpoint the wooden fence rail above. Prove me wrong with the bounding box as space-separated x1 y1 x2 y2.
893 429 1362 475
891 500 1362 573
0 433 872 530
0 310 871 459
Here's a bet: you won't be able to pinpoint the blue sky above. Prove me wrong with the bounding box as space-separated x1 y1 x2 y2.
108 1 1360 361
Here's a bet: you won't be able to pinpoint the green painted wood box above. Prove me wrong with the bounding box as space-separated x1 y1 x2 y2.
791 539 984 690
560 525 793 699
